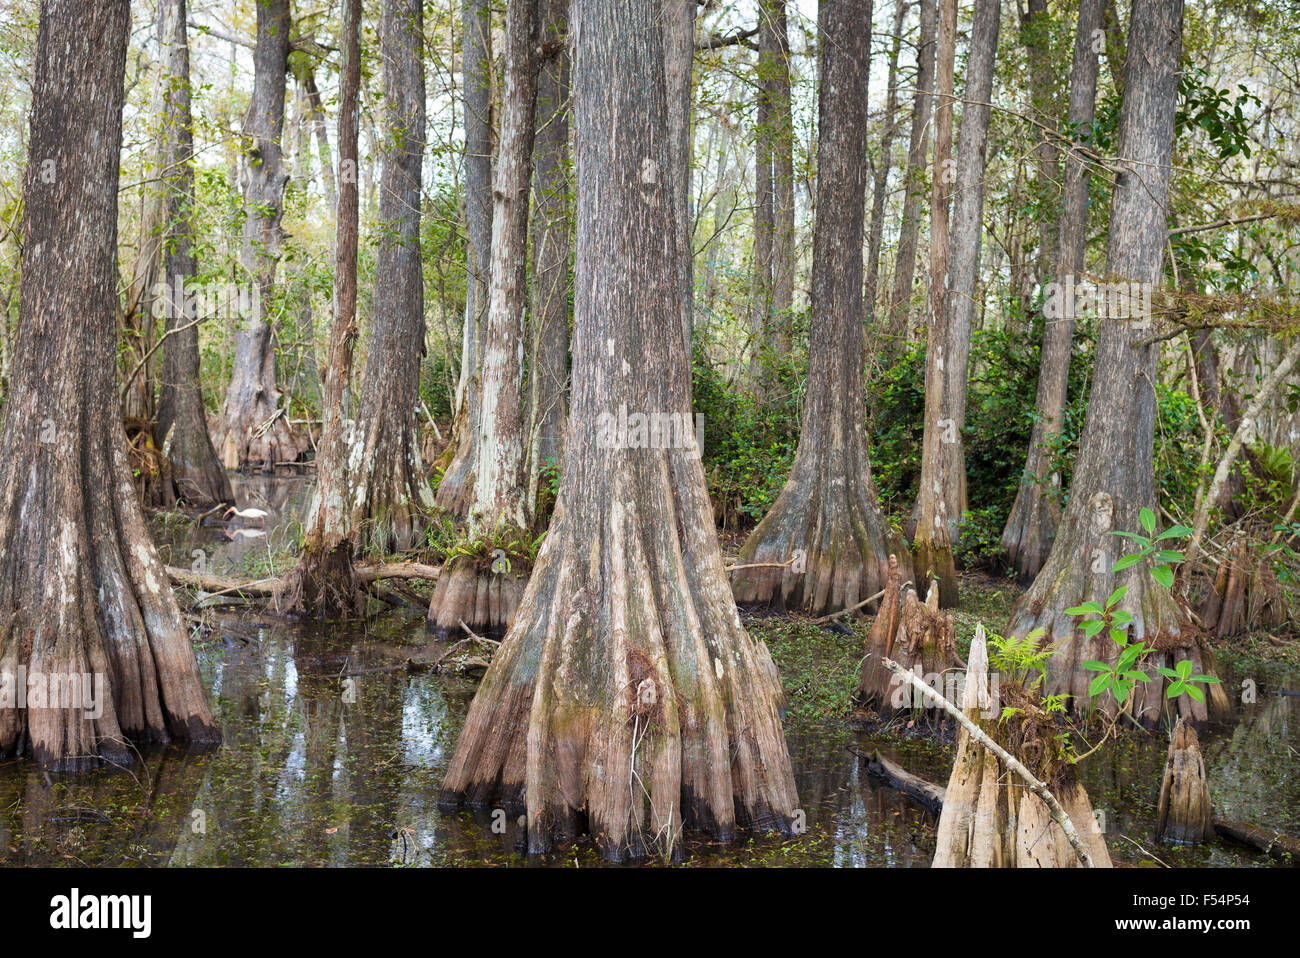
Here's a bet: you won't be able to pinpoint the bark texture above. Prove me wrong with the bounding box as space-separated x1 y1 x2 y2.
216 0 306 471
349 0 435 555
913 0 999 607
0 0 217 769
731 0 911 618
154 0 234 508
1002 0 1103 581
442 0 798 859
1004 0 1229 725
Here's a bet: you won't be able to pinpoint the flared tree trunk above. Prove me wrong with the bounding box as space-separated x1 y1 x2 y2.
429 0 538 636
441 0 798 859
280 0 363 617
1001 0 1103 581
526 0 571 497
216 0 305 471
912 0 999 607
731 0 911 617
0 0 217 769
439 0 494 517
884 0 936 347
349 0 434 555
154 0 234 509
1005 0 1229 725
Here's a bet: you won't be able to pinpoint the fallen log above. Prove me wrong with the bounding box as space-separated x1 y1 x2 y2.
861 750 946 814
166 561 441 598
1213 818 1300 864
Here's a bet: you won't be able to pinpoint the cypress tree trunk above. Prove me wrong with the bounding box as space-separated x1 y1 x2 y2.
1005 0 1229 725
1001 0 1103 581
437 0 494 517
441 0 797 859
216 0 305 471
1020 0 1061 280
349 0 435 555
731 0 911 617
885 0 937 346
0 0 217 769
913 0 1000 607
526 0 571 494
429 0 538 636
752 0 795 385
865 0 909 314
154 0 234 509
281 0 363 616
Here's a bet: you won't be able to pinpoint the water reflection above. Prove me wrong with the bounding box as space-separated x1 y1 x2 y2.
0 472 1294 866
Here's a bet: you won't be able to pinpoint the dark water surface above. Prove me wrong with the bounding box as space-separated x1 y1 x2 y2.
0 477 1295 867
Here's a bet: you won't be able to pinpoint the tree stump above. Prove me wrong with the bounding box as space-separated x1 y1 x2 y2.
932 628 1112 867
1154 717 1214 844
857 555 964 719
1197 539 1286 639
426 555 527 638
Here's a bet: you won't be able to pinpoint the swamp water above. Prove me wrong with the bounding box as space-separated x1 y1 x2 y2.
0 477 1294 867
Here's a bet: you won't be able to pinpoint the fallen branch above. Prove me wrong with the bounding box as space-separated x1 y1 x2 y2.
810 587 888 625
166 560 441 599
861 750 945 814
881 652 1095 867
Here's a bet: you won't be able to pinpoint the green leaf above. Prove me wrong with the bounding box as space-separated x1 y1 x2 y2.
1110 531 1149 543
1139 507 1156 535
1110 611 1134 628
1157 667 1180 680
1156 525 1193 540
1082 661 1110 672
1155 550 1185 563
1112 554 1143 572
1109 628 1128 645
1089 672 1114 698
1064 605 1093 616
1125 670 1150 683
1106 586 1128 609
1082 619 1106 638
1118 644 1145 669
1191 675 1220 684
1177 659 1193 678
1186 685 1205 703
1151 564 1174 588
1166 682 1185 699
